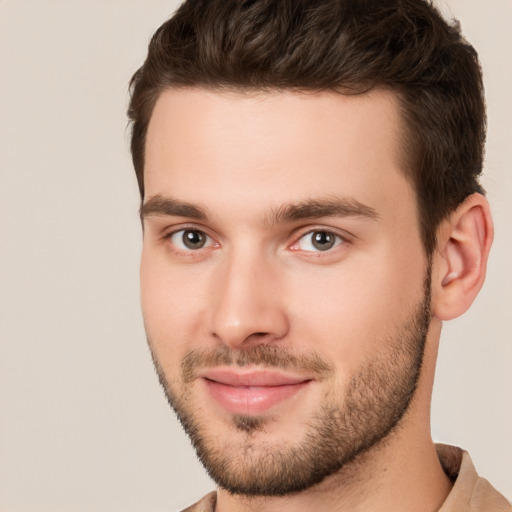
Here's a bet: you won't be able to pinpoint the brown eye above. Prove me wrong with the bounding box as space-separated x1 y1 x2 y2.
312 231 336 251
296 230 343 252
182 230 206 249
169 229 211 251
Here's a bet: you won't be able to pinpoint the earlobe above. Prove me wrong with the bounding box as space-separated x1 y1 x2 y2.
432 193 494 321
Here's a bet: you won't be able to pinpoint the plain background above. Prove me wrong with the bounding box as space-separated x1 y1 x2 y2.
0 1 510 510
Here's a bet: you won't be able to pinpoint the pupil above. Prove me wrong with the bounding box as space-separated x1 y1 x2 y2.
183 230 205 249
312 231 335 251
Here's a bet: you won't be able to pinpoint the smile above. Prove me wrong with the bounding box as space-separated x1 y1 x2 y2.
199 368 313 415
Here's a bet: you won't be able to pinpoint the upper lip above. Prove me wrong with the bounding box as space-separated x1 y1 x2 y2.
198 368 312 387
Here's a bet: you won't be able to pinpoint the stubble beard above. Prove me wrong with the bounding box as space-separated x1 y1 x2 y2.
148 270 432 497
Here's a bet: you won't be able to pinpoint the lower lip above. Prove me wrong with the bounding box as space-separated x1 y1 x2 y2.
203 379 310 415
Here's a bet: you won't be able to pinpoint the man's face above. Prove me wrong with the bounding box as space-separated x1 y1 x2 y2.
141 89 431 495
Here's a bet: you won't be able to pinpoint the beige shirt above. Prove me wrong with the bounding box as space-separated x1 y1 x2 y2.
182 445 511 511
436 444 511 511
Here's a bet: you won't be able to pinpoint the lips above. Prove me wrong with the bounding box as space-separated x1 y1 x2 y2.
199 368 312 415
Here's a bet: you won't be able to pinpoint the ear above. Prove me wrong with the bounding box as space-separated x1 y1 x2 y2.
431 193 494 321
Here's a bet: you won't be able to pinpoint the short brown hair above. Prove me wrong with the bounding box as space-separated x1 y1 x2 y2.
128 0 486 255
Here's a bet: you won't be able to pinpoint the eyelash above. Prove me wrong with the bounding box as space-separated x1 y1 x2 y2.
290 229 347 253
163 226 349 256
165 227 217 255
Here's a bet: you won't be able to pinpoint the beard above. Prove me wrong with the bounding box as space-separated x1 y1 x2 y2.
148 268 432 497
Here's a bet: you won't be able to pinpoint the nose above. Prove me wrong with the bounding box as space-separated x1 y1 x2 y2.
209 250 289 349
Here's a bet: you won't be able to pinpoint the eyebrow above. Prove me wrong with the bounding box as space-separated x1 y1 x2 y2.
140 195 208 221
266 197 379 225
140 194 379 224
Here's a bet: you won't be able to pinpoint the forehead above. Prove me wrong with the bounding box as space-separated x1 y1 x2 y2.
144 87 414 223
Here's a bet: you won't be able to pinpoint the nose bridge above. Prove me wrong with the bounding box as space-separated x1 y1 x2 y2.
209 243 288 348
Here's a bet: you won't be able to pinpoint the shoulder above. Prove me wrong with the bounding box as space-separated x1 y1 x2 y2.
180 491 217 512
437 444 511 512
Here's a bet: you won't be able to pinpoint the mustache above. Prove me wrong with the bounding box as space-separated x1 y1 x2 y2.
181 344 334 383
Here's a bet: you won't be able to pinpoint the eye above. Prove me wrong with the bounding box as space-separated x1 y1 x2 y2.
295 230 344 252
168 229 212 251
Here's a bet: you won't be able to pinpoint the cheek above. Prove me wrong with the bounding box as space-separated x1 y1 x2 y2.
140 251 206 364
286 251 425 368
288 274 389 369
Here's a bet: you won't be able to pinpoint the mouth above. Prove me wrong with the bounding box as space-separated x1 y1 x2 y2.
198 368 313 415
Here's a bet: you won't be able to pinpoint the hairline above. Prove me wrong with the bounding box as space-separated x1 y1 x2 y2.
142 83 416 193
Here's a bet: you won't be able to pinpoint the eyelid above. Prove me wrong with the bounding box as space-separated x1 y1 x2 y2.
162 222 214 239
288 226 351 253
163 224 220 254
159 222 351 256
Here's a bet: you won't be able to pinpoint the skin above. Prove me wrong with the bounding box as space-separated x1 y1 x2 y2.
140 88 493 512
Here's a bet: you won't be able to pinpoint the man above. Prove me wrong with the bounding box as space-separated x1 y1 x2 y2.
127 0 511 510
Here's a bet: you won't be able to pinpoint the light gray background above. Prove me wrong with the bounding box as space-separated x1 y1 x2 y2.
0 1 510 510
